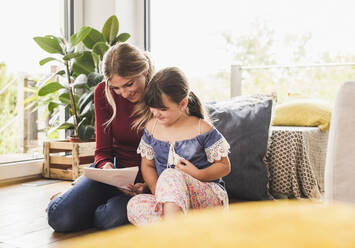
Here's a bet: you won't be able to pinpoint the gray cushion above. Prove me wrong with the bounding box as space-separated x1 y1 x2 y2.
206 96 273 200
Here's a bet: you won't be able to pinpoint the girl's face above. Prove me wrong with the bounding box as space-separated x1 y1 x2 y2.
149 93 187 126
108 73 146 103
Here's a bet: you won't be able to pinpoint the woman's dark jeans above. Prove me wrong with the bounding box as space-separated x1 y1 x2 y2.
47 165 131 232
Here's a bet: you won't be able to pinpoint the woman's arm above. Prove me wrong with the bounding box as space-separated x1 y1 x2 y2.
94 82 114 168
176 156 231 182
141 157 158 194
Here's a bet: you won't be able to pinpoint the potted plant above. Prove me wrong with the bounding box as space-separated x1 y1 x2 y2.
34 15 130 142
34 15 130 180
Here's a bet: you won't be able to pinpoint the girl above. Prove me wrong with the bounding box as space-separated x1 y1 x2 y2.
127 67 231 225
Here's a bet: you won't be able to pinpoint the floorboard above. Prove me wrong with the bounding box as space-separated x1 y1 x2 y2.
0 178 96 248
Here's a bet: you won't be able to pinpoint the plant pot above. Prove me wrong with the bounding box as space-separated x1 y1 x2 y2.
69 136 82 143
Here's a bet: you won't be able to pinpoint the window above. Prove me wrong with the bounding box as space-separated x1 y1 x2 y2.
150 0 355 103
0 0 63 163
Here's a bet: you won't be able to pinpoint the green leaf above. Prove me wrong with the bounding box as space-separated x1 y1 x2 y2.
48 122 73 135
117 33 130 42
62 52 84 61
78 117 88 126
110 36 119 46
91 53 100 71
39 57 58 66
70 26 91 46
78 92 89 106
33 36 64 54
58 122 73 129
73 74 88 89
58 92 71 105
102 15 119 43
74 94 80 105
79 91 94 112
48 101 60 112
80 102 92 116
92 42 109 60
110 33 130 46
38 82 64 96
87 72 104 87
82 28 105 49
72 51 96 76
78 119 95 141
56 70 65 76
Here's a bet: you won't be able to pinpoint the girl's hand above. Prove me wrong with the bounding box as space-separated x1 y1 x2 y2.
175 158 200 179
128 183 147 194
120 183 148 196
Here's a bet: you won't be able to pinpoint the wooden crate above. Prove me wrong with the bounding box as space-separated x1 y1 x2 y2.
42 140 96 180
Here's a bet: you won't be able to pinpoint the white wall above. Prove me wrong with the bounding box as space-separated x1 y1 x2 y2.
75 0 145 49
115 0 145 49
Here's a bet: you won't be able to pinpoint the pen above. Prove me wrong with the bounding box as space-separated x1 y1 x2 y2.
113 156 117 169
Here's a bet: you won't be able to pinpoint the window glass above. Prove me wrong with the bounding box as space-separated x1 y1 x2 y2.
0 1 62 163
151 0 355 103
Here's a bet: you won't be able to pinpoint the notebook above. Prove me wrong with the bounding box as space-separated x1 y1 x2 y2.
83 166 139 190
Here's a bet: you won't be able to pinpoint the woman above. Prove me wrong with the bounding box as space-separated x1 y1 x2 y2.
47 43 154 232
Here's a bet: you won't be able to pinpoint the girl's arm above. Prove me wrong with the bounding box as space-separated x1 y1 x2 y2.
176 119 231 181
141 157 159 194
176 156 231 182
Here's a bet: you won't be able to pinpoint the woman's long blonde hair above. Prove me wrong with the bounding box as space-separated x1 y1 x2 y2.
102 43 154 127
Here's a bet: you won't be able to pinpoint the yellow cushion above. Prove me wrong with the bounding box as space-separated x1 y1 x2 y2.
60 201 355 248
272 99 332 131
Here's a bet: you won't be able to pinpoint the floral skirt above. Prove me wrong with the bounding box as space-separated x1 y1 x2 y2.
127 168 228 226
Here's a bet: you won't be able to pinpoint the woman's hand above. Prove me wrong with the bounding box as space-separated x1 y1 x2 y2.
175 158 200 179
102 162 114 169
119 183 148 196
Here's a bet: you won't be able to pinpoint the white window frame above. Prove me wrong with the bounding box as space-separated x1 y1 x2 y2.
0 1 73 183
1 0 148 183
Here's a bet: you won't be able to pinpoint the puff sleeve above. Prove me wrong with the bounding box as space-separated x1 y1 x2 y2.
204 128 230 163
137 129 155 160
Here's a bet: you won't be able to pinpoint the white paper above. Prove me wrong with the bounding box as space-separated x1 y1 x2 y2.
83 166 139 190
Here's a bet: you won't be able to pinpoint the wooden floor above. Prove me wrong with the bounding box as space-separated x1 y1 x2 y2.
0 178 96 248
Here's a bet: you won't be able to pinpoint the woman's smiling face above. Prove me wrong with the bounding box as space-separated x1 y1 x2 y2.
108 73 146 103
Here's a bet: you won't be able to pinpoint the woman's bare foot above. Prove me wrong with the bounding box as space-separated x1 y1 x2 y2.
45 192 62 212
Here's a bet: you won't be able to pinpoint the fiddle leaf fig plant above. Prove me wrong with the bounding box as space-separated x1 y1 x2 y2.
34 15 130 141
79 15 130 74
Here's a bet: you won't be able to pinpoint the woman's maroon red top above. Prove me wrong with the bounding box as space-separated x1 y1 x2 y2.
94 81 143 182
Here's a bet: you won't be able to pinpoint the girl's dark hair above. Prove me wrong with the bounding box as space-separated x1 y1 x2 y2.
133 67 205 131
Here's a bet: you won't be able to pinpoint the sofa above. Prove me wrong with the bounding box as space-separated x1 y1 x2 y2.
324 81 355 203
58 82 355 247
